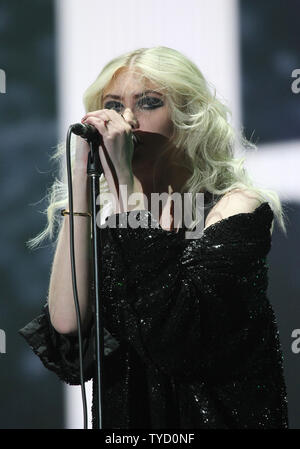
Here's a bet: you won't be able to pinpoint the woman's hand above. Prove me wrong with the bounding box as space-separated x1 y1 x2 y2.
79 108 142 212
82 107 137 179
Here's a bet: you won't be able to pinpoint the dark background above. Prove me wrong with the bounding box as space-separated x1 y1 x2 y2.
0 0 62 428
240 0 300 144
240 0 300 429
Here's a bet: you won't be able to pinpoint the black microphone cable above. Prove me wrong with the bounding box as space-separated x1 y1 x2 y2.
65 124 89 429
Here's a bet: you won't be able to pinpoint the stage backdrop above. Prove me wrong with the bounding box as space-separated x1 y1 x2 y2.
0 0 62 428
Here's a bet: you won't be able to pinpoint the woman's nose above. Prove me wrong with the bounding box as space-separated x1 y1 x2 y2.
122 107 140 129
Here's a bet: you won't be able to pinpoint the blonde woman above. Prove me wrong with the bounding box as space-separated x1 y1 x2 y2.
19 46 288 429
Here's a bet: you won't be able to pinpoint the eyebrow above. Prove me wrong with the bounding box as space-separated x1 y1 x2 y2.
103 90 163 101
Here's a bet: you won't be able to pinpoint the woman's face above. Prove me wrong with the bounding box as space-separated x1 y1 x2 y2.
102 69 173 139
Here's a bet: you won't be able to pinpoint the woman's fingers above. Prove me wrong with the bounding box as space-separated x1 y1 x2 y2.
82 108 139 131
81 109 123 124
81 115 107 133
81 110 109 122
82 110 133 135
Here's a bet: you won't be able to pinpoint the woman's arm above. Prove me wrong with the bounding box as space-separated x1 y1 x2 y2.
47 132 146 336
48 166 92 335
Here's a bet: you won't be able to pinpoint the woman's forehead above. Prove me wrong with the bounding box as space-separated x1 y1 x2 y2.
104 69 161 95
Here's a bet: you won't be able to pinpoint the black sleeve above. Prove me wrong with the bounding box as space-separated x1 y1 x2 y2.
103 204 275 382
18 302 120 385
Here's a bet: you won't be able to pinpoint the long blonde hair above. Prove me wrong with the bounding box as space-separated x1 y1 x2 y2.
27 46 287 249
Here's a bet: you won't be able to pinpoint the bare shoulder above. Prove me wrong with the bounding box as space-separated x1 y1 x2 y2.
204 188 263 230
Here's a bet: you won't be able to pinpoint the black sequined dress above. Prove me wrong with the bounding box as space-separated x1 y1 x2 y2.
19 194 289 429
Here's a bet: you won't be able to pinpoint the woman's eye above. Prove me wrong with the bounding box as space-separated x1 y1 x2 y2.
138 97 163 109
103 101 123 112
103 97 163 112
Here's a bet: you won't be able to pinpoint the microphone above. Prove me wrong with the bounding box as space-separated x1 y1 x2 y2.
71 122 140 146
71 123 100 141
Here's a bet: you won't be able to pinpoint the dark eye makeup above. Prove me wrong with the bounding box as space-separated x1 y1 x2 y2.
103 97 164 112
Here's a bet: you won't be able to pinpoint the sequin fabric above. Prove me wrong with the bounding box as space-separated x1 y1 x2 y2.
18 200 289 429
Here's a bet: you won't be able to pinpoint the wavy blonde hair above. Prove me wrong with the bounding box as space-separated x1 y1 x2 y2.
27 46 287 249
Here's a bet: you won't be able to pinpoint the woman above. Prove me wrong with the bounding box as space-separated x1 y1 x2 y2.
19 46 289 429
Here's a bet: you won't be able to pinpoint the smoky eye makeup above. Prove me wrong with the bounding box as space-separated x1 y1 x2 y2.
103 96 164 111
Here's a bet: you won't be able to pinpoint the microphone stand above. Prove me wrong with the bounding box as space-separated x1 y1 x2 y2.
86 136 105 429
70 123 140 428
